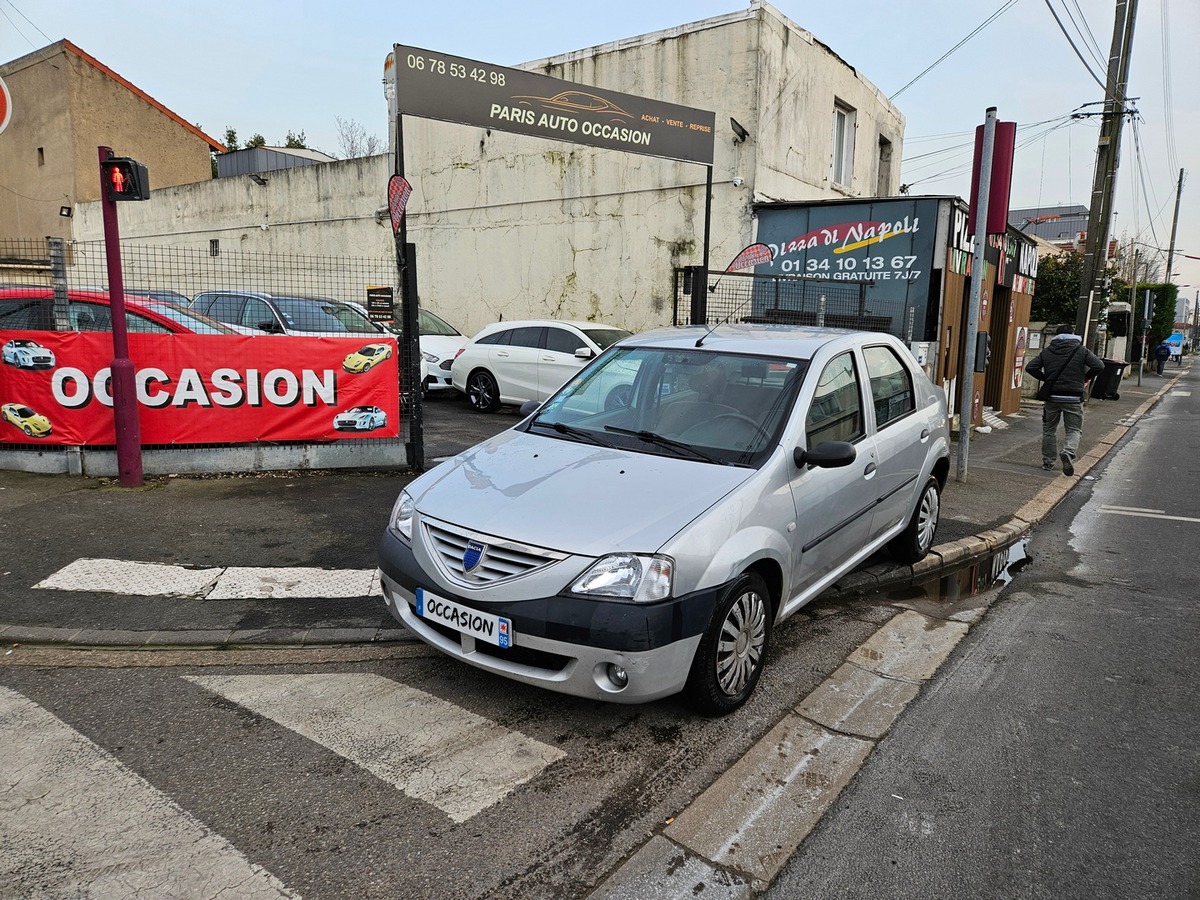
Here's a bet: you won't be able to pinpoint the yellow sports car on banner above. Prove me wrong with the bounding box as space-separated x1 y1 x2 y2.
343 343 394 374
2 403 53 438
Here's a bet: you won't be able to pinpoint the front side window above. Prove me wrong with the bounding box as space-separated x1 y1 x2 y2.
863 345 915 427
831 101 856 187
544 327 586 355
805 352 864 445
241 298 277 331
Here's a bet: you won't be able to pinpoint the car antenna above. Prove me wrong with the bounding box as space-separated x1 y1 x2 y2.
694 244 776 347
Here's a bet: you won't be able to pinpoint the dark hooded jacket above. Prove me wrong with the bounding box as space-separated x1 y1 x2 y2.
1025 334 1104 402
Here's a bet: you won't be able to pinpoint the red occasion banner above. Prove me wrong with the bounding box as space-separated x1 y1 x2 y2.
0 331 401 445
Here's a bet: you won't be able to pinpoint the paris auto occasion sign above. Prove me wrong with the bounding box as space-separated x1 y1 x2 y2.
393 44 715 166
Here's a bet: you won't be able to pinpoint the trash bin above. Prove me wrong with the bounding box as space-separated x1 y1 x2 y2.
1090 359 1128 400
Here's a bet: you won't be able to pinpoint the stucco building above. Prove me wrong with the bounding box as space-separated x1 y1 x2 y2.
0 39 222 244
67 1 906 337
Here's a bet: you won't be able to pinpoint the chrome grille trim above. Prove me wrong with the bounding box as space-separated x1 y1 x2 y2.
421 516 569 585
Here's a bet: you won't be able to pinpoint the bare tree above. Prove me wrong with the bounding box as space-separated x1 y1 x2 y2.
335 117 384 159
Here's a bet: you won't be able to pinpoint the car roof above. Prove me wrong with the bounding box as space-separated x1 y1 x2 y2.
618 324 899 359
474 319 626 335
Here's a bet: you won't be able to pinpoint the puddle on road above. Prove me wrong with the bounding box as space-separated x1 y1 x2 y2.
886 540 1030 624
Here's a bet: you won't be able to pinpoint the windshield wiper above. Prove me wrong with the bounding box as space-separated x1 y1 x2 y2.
529 419 611 446
603 425 722 463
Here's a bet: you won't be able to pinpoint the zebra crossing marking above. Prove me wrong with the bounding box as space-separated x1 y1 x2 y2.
32 557 382 599
185 673 565 823
0 686 297 899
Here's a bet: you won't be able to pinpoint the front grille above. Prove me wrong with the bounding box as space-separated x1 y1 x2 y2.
422 518 568 585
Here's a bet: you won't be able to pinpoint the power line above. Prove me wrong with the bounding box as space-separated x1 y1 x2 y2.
1042 0 1107 90
1 0 52 47
888 0 1022 100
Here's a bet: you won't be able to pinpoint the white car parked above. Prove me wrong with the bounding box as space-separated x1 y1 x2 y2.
380 325 950 715
450 319 632 411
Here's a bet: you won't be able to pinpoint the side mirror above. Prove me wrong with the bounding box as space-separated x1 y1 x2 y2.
519 399 543 418
793 441 856 469
574 347 595 359
257 321 283 334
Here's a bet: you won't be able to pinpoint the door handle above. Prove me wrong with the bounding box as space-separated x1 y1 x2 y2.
920 428 930 440
863 462 877 476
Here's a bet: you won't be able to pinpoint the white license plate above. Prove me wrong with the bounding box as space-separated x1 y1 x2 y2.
416 588 513 648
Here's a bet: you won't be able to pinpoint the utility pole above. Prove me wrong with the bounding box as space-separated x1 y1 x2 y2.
1164 168 1185 284
1075 0 1138 346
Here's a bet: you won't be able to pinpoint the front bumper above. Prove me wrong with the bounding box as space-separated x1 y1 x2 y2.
378 528 721 704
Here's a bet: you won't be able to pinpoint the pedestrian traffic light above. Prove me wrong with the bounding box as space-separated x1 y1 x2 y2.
102 157 150 201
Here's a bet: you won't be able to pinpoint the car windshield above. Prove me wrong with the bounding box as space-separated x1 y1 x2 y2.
419 310 462 337
273 298 380 334
582 327 632 350
526 346 808 467
135 301 236 335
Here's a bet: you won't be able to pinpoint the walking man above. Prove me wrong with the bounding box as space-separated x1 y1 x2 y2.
1026 325 1104 475
1154 341 1172 375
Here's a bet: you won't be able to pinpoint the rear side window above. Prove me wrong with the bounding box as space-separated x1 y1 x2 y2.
805 352 865 445
863 345 915 428
476 330 510 346
507 326 544 349
202 294 245 323
0 298 51 330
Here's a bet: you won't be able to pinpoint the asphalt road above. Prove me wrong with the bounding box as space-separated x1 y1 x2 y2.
767 372 1200 897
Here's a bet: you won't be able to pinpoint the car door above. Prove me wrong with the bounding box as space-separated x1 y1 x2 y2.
537 325 592 399
488 326 543 402
785 350 881 598
862 343 934 538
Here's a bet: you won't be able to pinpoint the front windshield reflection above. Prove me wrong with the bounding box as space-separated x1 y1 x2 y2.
528 347 808 466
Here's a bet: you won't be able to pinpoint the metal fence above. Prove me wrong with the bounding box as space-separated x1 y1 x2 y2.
0 237 414 475
673 268 919 340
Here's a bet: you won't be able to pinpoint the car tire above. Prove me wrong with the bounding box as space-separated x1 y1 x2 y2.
889 474 941 563
466 369 501 412
684 572 772 716
22 425 33 436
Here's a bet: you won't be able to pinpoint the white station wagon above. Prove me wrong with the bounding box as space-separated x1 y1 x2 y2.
379 325 950 714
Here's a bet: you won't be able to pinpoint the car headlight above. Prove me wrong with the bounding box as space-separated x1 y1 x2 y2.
570 554 673 603
390 490 415 542
421 351 438 364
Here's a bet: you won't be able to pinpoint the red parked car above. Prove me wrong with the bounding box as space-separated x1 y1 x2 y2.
0 288 237 334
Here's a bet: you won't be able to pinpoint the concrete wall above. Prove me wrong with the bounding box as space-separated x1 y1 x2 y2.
72 2 904 340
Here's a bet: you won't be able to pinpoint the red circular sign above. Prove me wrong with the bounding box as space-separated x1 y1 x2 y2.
0 75 12 135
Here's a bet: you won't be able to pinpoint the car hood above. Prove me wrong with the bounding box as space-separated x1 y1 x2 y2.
420 334 468 361
408 429 753 556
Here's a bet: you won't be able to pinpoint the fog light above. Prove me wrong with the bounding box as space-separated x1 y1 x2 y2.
607 663 629 688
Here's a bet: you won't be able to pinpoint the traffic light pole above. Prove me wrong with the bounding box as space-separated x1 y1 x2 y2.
98 146 144 487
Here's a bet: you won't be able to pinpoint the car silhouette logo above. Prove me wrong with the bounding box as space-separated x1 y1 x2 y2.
462 540 486 573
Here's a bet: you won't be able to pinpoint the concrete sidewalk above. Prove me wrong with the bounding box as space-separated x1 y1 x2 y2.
0 363 1188 650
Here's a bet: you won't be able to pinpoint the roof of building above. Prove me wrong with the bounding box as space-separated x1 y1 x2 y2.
2 40 225 153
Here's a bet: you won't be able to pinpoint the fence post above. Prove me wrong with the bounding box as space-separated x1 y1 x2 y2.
687 265 708 326
48 237 71 330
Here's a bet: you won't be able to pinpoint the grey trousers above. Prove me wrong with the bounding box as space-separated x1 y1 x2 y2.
1042 400 1084 464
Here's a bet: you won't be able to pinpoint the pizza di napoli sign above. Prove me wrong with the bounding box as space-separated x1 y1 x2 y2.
393 45 715 166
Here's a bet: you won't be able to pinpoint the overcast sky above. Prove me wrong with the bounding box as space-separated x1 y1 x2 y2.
2 0 1197 300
